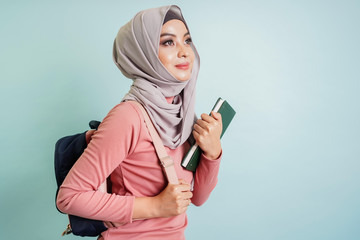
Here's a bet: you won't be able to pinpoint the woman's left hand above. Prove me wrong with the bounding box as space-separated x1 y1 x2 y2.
193 111 222 160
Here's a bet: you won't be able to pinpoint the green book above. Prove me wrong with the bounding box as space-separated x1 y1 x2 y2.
181 98 236 172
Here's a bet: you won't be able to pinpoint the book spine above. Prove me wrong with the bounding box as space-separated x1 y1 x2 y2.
184 147 202 172
181 143 199 167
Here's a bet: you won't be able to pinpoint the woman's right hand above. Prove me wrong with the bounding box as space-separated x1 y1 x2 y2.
132 179 192 220
154 179 193 217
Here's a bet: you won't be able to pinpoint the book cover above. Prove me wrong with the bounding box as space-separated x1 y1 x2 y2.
181 98 236 172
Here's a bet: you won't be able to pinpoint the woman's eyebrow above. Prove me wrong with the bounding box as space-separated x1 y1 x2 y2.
160 32 190 38
160 33 176 37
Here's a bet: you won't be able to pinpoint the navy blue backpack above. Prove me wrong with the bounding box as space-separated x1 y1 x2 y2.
55 120 108 237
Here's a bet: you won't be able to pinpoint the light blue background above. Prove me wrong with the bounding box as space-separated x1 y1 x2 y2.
1 0 359 239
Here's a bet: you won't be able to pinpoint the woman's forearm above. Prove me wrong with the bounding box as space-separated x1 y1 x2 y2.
132 180 192 220
132 197 159 220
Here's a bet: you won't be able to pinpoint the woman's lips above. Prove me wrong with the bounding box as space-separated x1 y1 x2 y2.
175 62 190 70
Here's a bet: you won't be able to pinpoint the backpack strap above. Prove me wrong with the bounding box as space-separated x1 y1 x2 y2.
130 101 179 185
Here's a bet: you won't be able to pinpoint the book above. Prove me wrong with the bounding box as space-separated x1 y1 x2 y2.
181 98 236 172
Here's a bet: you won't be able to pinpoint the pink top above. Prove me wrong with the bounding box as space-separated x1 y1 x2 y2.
57 100 221 239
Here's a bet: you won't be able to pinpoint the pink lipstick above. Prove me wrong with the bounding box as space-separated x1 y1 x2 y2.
175 62 190 70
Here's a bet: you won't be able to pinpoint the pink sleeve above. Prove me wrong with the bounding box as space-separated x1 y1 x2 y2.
56 103 141 224
191 152 222 206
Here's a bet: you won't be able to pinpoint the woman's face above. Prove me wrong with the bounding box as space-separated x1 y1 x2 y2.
159 19 195 82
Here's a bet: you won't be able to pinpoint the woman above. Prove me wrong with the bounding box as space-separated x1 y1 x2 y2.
57 5 222 239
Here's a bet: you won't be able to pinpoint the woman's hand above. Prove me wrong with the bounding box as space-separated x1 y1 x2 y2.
154 179 193 217
193 111 222 160
132 179 192 220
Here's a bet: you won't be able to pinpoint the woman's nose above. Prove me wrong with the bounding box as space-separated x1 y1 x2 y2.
178 45 190 58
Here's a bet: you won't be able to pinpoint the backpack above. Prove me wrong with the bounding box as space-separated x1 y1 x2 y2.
54 120 108 236
54 101 179 237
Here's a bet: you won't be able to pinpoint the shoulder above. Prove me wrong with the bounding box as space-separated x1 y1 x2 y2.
97 101 145 136
104 101 143 123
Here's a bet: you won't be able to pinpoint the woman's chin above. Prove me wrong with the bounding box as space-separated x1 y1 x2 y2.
174 71 192 82
177 77 190 82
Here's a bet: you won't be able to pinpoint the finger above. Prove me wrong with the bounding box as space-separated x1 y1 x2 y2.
200 113 216 124
182 191 193 199
178 179 187 184
211 111 222 122
175 182 191 192
204 114 221 131
192 130 201 142
177 184 191 192
193 123 205 135
196 119 218 135
180 199 191 208
195 119 208 130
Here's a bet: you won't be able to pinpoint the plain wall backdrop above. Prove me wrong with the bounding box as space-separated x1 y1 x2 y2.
0 0 359 239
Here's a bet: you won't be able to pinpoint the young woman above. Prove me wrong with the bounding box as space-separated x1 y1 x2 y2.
57 5 222 239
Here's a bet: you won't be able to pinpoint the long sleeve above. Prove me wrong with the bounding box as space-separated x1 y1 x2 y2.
56 100 222 239
56 103 142 224
191 152 222 206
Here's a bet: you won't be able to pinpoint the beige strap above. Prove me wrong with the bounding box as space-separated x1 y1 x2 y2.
130 101 179 184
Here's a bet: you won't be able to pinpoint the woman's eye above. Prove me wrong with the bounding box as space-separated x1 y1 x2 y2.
161 39 174 46
185 37 192 45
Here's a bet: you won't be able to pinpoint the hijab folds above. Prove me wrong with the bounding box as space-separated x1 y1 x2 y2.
113 5 200 149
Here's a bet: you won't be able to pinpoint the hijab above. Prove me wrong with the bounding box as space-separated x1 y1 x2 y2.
113 5 200 149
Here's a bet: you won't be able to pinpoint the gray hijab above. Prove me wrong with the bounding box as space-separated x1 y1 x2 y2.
113 5 200 149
